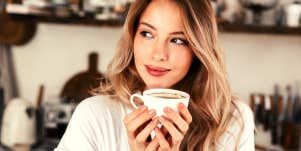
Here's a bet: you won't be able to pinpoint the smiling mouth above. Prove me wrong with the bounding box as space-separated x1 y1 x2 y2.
145 65 171 77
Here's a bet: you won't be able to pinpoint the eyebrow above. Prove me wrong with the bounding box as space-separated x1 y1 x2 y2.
140 22 185 35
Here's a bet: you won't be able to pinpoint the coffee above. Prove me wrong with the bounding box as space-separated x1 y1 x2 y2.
148 92 185 99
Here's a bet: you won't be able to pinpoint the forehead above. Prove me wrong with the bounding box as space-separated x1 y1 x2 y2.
139 0 185 32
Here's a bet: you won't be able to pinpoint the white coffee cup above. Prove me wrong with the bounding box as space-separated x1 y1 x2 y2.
130 89 190 116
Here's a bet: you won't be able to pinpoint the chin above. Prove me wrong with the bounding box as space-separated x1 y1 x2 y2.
140 73 176 89
145 83 172 89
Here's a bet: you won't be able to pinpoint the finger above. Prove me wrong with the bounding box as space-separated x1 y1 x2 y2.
158 116 183 145
124 107 148 138
123 106 148 124
161 126 172 144
161 126 169 138
155 127 170 150
178 103 192 123
126 109 157 137
145 137 159 151
164 107 189 134
136 117 159 143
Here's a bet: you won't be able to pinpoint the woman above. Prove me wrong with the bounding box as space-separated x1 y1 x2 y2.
55 0 254 151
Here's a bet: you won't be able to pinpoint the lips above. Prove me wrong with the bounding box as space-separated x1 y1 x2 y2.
145 65 171 77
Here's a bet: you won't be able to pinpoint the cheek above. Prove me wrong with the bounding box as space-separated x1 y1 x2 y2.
173 50 193 71
134 46 146 65
133 38 143 62
133 39 152 63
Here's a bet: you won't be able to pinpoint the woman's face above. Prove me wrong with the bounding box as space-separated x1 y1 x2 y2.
133 0 194 90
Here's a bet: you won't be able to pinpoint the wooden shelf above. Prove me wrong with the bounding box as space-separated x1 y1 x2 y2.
6 4 301 35
8 14 125 27
219 22 301 35
5 3 126 27
8 14 301 35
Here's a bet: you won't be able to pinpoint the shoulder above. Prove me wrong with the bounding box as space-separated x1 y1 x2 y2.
233 101 255 150
76 95 119 112
232 101 255 140
229 100 255 139
77 95 116 109
233 101 254 125
224 100 254 132
74 95 132 120
217 100 255 150
55 95 130 151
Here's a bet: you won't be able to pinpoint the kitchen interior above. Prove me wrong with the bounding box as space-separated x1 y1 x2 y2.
0 0 301 150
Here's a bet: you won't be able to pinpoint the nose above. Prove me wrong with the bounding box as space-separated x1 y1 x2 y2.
151 40 168 62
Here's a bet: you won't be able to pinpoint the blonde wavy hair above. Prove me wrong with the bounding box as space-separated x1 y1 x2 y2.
96 0 243 150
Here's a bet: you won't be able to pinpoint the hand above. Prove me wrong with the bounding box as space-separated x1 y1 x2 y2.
124 106 160 151
155 103 192 151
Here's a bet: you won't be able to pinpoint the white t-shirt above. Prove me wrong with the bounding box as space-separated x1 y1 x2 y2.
54 95 255 151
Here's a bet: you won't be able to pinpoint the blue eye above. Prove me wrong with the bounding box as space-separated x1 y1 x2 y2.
140 31 153 38
171 38 188 45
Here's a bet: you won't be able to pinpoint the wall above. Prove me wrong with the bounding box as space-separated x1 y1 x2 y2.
12 24 122 103
11 24 301 103
221 34 301 100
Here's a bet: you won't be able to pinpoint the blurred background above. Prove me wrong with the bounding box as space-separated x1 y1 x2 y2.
1 0 301 150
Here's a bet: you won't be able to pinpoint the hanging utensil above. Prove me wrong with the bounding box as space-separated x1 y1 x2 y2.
0 0 37 45
60 52 105 103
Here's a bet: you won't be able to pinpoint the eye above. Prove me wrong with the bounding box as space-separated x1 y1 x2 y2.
140 31 153 38
171 38 188 45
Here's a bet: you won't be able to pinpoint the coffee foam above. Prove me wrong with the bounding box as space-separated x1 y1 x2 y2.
148 92 185 99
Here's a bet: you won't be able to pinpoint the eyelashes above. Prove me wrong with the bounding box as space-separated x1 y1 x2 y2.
139 31 189 46
140 31 153 38
170 38 188 46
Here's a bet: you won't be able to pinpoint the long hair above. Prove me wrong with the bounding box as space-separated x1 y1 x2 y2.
96 0 243 150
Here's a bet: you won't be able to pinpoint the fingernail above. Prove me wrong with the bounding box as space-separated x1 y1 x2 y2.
153 118 159 123
159 116 165 122
179 103 185 109
148 109 156 115
141 106 147 111
164 107 172 113
152 116 158 120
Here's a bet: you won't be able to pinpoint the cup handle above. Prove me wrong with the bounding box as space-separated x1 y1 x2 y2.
130 94 144 109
